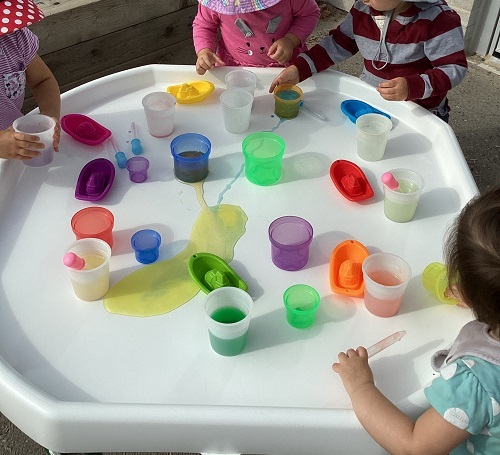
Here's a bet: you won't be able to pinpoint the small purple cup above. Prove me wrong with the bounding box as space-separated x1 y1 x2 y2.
268 216 313 271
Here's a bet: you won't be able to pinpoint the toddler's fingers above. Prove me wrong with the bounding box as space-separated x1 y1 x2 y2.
356 346 368 358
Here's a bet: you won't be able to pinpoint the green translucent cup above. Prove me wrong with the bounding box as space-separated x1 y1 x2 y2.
242 132 285 186
283 284 320 329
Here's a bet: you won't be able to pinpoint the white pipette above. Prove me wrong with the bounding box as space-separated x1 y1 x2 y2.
367 330 406 358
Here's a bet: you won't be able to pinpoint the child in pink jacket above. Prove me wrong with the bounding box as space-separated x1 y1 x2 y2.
193 0 320 75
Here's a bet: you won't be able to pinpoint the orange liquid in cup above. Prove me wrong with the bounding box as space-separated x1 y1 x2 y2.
364 270 404 317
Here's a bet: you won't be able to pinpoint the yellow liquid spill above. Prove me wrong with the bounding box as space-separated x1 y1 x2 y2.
103 181 247 317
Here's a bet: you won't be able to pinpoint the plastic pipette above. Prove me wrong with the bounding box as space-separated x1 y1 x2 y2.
109 136 127 169
300 101 328 121
366 330 406 358
381 172 399 190
63 252 85 270
130 122 143 155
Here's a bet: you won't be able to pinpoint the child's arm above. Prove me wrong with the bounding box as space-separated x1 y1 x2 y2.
25 55 61 151
193 5 222 75
333 347 470 455
267 33 301 65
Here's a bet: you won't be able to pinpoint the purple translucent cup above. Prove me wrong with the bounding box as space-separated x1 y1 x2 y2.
268 216 313 271
126 156 149 183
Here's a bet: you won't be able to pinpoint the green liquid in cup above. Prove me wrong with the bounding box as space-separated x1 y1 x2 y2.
209 307 248 356
211 307 246 323
384 179 420 222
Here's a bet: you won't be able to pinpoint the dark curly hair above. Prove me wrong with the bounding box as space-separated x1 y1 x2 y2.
445 186 500 334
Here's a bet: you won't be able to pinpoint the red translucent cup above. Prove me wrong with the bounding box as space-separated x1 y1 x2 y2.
71 207 114 248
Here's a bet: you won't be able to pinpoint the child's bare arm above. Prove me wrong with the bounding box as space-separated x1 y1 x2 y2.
26 55 61 151
333 347 470 455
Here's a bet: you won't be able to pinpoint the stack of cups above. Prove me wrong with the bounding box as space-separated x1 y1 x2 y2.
221 69 257 134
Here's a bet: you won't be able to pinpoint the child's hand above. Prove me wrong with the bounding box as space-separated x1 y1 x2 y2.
196 48 224 75
268 37 294 65
269 65 300 93
0 128 44 161
332 347 374 397
377 77 409 101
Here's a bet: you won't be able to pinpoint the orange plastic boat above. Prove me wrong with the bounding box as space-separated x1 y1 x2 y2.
330 239 370 296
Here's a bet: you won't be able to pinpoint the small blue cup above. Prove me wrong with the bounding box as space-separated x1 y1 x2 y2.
131 229 161 264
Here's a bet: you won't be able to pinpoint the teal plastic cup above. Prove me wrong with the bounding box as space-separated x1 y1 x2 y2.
283 284 320 328
204 287 254 356
242 132 285 185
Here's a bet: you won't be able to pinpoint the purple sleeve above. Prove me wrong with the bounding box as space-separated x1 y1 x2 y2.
17 27 39 66
192 4 220 54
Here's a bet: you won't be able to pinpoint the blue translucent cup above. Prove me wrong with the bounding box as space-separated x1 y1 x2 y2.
170 133 211 183
131 229 161 264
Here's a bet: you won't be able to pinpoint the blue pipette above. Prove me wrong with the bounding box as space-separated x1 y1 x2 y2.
131 122 143 155
109 136 127 169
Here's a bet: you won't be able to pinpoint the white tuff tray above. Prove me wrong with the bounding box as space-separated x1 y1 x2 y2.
0 65 478 454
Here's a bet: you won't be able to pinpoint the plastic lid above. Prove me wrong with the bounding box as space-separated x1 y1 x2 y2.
71 207 114 239
340 100 391 124
330 160 374 202
61 114 112 145
330 239 370 296
75 158 115 201
166 81 215 104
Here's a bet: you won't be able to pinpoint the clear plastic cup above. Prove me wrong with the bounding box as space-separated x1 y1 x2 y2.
242 132 285 186
268 216 313 271
13 114 56 167
283 284 320 328
225 69 257 97
126 156 149 183
356 113 393 161
383 168 424 222
422 262 458 304
362 253 412 317
170 133 211 183
273 84 303 119
142 92 176 137
71 207 114 248
64 238 111 301
131 229 161 264
204 287 253 356
220 89 253 134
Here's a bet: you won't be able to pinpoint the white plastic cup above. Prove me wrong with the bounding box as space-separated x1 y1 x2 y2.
220 89 253 134
64 238 112 301
204 287 253 356
356 113 393 161
225 69 257 97
362 253 412 317
383 169 424 222
13 114 56 167
141 92 176 137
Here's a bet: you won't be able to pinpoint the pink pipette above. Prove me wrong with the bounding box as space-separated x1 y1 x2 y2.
381 172 399 190
367 330 406 358
63 252 85 270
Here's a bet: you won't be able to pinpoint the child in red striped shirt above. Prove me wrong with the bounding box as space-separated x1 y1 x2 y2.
269 0 467 122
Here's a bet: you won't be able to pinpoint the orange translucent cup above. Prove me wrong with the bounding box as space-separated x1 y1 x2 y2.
71 207 114 248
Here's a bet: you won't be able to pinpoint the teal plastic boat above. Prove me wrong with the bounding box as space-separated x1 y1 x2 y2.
188 252 248 294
